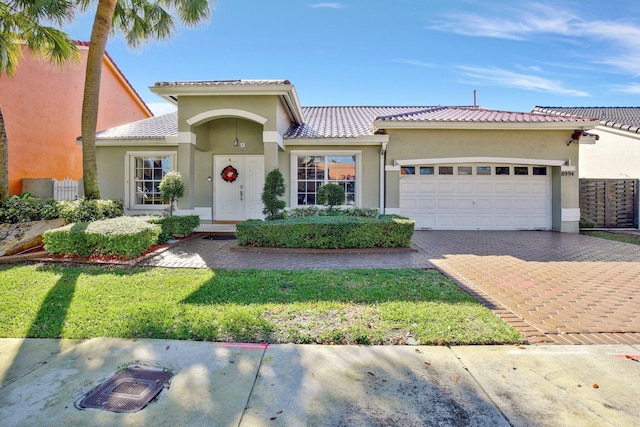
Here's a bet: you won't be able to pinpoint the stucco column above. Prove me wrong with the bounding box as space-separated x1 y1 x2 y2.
384 166 401 214
262 132 282 175
177 137 195 210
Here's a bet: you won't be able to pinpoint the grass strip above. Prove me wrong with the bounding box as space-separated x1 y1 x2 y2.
0 265 522 345
581 230 640 246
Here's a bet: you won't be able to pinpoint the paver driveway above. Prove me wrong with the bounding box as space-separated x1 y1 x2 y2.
140 231 640 345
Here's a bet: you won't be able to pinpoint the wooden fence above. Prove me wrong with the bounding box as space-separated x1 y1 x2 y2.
579 179 638 228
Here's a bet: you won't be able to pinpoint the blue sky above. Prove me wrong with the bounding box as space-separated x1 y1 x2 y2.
64 0 640 116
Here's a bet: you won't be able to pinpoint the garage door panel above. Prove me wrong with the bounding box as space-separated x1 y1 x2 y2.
457 199 474 209
457 183 474 194
495 183 511 194
475 199 493 210
419 198 436 209
399 168 550 230
494 199 512 210
476 183 494 194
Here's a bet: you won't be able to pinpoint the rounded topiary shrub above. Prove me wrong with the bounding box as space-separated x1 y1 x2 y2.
316 183 345 212
262 168 286 220
159 171 184 216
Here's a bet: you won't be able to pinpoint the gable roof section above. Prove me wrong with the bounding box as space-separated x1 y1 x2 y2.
374 106 597 130
96 111 177 140
151 79 303 124
533 106 640 134
285 106 440 138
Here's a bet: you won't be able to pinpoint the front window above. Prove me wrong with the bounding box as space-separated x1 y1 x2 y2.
131 154 173 206
296 154 358 206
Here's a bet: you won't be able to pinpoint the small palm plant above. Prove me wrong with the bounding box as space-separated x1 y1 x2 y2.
159 171 184 216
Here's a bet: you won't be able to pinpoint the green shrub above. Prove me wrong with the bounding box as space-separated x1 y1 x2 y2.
147 215 200 237
341 207 379 218
262 169 286 220
579 216 597 228
158 171 184 216
43 216 161 258
57 198 123 223
285 206 378 218
236 215 414 249
0 197 59 223
316 183 345 212
286 206 321 218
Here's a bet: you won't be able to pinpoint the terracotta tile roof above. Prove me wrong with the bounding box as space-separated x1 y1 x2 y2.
285 106 440 138
96 111 177 140
376 106 593 123
154 79 291 88
533 106 640 134
95 106 598 141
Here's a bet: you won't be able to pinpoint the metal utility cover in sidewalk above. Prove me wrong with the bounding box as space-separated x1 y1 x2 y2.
77 366 173 413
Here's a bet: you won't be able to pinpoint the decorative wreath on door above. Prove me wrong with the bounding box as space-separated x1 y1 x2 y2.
220 165 239 183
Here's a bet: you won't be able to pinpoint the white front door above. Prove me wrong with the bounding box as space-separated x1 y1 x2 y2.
214 155 265 221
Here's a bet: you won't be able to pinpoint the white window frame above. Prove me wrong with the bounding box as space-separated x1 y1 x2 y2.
125 151 177 210
290 150 362 208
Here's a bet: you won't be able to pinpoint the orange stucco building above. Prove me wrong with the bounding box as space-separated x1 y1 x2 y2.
0 42 152 195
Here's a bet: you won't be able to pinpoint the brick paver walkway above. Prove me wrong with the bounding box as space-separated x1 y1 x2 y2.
139 231 640 345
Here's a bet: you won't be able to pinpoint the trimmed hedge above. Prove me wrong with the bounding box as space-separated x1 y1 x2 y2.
0 197 59 223
57 198 124 223
0 197 123 224
236 215 414 248
285 206 379 218
43 216 161 258
147 215 200 237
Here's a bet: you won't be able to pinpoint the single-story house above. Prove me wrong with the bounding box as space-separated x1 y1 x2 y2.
94 80 599 232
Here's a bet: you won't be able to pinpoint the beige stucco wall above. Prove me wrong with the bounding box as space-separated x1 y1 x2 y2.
96 144 178 208
579 127 640 179
383 128 580 232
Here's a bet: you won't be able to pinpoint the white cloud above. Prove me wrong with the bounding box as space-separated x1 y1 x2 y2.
458 66 589 96
147 102 177 116
430 4 575 40
610 83 640 95
309 3 345 9
390 59 435 68
431 3 640 76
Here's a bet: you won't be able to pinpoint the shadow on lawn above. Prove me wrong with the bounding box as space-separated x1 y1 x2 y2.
181 269 475 306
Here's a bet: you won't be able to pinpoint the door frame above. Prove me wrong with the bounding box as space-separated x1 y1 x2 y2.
213 155 264 221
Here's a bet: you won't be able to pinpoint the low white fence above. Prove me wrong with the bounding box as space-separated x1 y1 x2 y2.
53 178 79 201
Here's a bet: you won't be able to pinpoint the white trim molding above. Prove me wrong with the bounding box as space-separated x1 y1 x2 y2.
394 157 567 167
561 208 581 222
124 151 177 210
290 150 362 208
178 131 195 144
263 130 284 149
186 109 268 127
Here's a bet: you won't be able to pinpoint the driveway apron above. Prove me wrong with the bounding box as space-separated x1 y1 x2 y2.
139 231 640 345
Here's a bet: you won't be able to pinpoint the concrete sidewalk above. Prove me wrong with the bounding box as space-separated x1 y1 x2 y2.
1 339 639 426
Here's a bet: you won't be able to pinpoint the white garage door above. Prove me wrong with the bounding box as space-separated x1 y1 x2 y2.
399 164 551 230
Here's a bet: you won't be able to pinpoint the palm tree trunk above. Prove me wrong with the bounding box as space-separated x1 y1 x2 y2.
81 0 117 200
0 105 9 201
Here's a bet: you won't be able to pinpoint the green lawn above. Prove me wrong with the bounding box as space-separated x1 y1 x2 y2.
0 265 522 345
581 230 640 245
